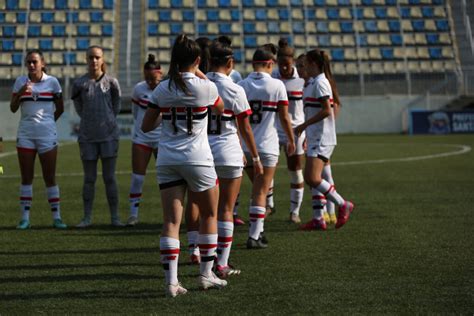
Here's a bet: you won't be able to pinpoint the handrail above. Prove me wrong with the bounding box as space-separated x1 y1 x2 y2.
461 0 474 56
405 78 457 109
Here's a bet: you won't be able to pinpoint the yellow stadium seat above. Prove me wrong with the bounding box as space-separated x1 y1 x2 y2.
439 33 451 44
48 66 62 77
158 50 170 63
420 60 432 72
245 50 253 61
11 66 22 78
344 48 357 60
103 11 114 22
256 35 267 46
306 21 317 33
50 52 63 64
367 34 380 46
220 10 231 21
444 60 456 71
6 12 16 23
69 0 79 9
267 9 278 19
394 48 405 59
254 0 266 6
90 24 102 36
307 36 318 47
92 1 103 8
183 23 194 34
342 34 355 46
363 8 375 19
377 20 389 32
256 22 267 33
330 35 343 46
326 0 338 5
102 37 114 50
292 9 304 20
53 38 64 50
350 0 361 4
398 0 408 4
345 62 358 75
329 21 341 33
395 61 405 72
66 24 77 36
370 62 384 74
243 9 255 20
383 61 397 74
64 38 76 50
0 53 11 65
340 8 351 19
159 24 170 34
360 62 370 74
232 36 242 47
206 23 219 34
232 23 242 33
431 60 443 71
369 48 381 59
408 61 420 73
41 25 53 36
402 20 413 32
280 22 291 33
357 48 369 60
353 21 364 32
316 9 327 20
19 0 28 9
434 7 446 18
147 11 158 22
30 12 42 23
16 25 26 37
159 0 170 8
415 33 427 44
442 47 454 59
197 10 206 21
387 7 399 18
171 10 182 21
405 47 417 59
54 11 66 22
425 20 436 31
182 0 194 7
294 35 306 47
78 11 90 22
417 47 429 59
333 62 345 75
411 7 422 18
14 40 24 52
403 33 415 45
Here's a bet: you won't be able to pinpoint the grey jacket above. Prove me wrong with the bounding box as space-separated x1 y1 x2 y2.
72 73 121 143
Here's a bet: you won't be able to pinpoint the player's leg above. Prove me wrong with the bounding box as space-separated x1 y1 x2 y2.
102 156 123 227
185 190 200 264
232 193 245 226
16 143 36 229
78 158 97 227
322 162 337 225
287 152 305 224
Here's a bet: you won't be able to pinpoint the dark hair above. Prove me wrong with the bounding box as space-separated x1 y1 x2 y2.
25 49 47 73
195 37 212 73
210 36 233 68
168 34 201 94
252 44 277 65
87 45 106 72
277 38 294 59
144 54 161 70
306 49 340 106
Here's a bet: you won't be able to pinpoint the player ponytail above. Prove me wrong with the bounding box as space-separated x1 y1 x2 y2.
209 36 233 68
306 49 340 106
277 38 294 59
196 37 212 74
144 53 161 71
168 34 201 94
26 49 47 73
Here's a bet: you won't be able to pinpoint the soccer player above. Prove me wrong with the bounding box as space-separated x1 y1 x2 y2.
142 34 226 297
10 49 66 229
206 36 263 276
272 39 306 224
72 46 124 228
238 45 295 249
295 49 354 231
126 54 163 226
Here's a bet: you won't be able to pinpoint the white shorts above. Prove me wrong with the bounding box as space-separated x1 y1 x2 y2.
17 138 58 154
133 140 158 152
306 144 335 162
279 132 305 156
157 165 218 192
215 166 243 179
244 152 279 168
79 140 119 161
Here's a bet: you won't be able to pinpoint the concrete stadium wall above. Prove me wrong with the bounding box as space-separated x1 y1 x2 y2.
0 95 455 141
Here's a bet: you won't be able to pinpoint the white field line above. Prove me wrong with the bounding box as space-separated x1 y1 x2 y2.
0 143 471 179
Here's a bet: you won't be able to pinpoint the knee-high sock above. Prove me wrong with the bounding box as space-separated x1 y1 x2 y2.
160 237 180 285
102 157 119 220
129 173 145 217
290 188 304 215
249 206 265 240
311 187 326 220
316 180 345 206
217 221 234 267
322 165 336 215
187 230 199 257
47 185 61 220
198 234 218 277
20 184 33 221
82 160 97 219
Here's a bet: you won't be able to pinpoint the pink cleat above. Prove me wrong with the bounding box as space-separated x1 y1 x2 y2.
335 201 355 229
233 215 245 226
299 218 327 231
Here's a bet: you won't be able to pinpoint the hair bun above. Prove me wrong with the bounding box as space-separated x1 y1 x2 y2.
278 38 289 49
148 54 156 63
217 35 232 46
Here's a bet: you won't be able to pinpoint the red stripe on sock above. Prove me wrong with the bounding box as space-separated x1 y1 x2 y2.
198 243 218 249
165 256 177 260
324 185 334 196
160 248 180 255
312 195 326 200
48 198 60 203
218 236 233 243
249 213 265 219
20 197 32 201
129 193 142 198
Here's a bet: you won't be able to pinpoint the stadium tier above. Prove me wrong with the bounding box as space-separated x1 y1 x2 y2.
0 0 459 81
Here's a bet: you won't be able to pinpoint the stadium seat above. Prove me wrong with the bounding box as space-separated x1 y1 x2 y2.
292 9 304 20
63 52 77 64
278 9 289 20
412 20 425 32
330 35 343 46
435 20 449 31
344 48 357 60
356 34 368 46
375 7 387 18
342 34 355 46
363 8 375 19
327 8 339 19
12 53 23 65
77 25 90 36
317 35 330 46
329 21 341 33
54 11 66 22
55 0 67 9
331 49 344 61
351 7 363 19
316 8 327 20
417 47 430 59
441 47 454 58
424 20 436 31
41 12 55 23
76 38 90 50
79 0 91 9
3 26 15 37
340 21 353 33
400 7 411 18
367 34 380 45
422 6 434 18
388 20 400 32
369 47 381 59
170 0 183 7
438 33 451 44
66 12 79 23
390 34 403 46
434 6 446 18
244 36 258 47
415 33 427 44
317 22 328 33
28 25 41 37
380 48 394 60
30 0 43 9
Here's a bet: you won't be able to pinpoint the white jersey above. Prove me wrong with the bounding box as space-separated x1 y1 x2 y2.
207 72 252 167
303 73 337 146
272 67 305 141
238 72 289 156
149 72 220 167
13 73 61 140
131 81 161 143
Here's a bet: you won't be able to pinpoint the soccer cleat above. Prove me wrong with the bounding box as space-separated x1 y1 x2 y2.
329 213 337 225
246 237 268 249
165 282 188 298
111 218 125 227
16 220 31 230
335 201 355 229
233 215 245 226
215 265 241 279
323 211 330 223
190 254 201 265
198 271 228 290
289 212 301 224
265 205 276 216
260 232 268 245
299 218 327 231
126 216 139 227
76 218 91 228
52 219 67 229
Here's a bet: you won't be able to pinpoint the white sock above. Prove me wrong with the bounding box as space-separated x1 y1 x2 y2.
290 188 304 215
160 237 180 285
266 180 274 208
322 165 336 215
47 185 61 220
311 187 326 220
198 233 218 277
20 185 33 221
217 221 234 267
316 180 345 206
187 230 199 256
249 206 265 240
233 193 240 216
129 173 145 217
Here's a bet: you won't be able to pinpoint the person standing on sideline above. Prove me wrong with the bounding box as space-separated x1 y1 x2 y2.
72 46 124 228
10 49 66 229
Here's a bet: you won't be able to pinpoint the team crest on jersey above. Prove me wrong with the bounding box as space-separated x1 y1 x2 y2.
100 81 110 93
32 92 39 101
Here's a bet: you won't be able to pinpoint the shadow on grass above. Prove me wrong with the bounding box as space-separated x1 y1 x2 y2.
0 223 163 232
0 262 156 271
0 247 159 256
0 289 165 301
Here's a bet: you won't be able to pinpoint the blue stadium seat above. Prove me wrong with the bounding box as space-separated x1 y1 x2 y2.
230 9 240 21
0 13 5 23
340 21 353 33
390 34 403 46
267 0 278 6
79 0 91 9
409 0 420 4
279 9 289 20
219 0 232 7
364 20 378 32
327 8 339 20
351 8 363 19
148 0 158 8
375 7 387 19
12 53 23 65
2 40 15 51
242 0 254 6
432 0 444 4
305 9 316 20
53 25 66 36
170 23 182 34
182 10 194 21
422 7 434 18
171 0 183 8
207 10 219 20
436 20 449 31
293 22 304 34
76 38 90 50
314 0 325 5
41 12 54 23
381 48 394 60
90 11 103 22
388 20 400 32
55 0 67 9
356 34 368 46
102 24 113 36
317 21 328 33
39 39 53 50
17 12 28 23
362 0 373 4
400 7 411 18
234 50 243 62
77 25 90 36
219 23 232 34
412 20 425 32
268 21 280 33
244 36 257 47
331 49 344 61
244 22 256 33
28 26 41 37
63 52 76 64
338 0 350 5
429 47 442 59
103 0 114 9
256 9 267 20
6 0 19 10
31 0 43 9
159 11 171 21
198 23 207 34
426 33 439 44
292 0 303 5
385 0 396 4
66 12 79 23
3 26 16 37
148 24 158 35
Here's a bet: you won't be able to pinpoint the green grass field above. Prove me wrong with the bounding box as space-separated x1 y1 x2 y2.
0 135 473 314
